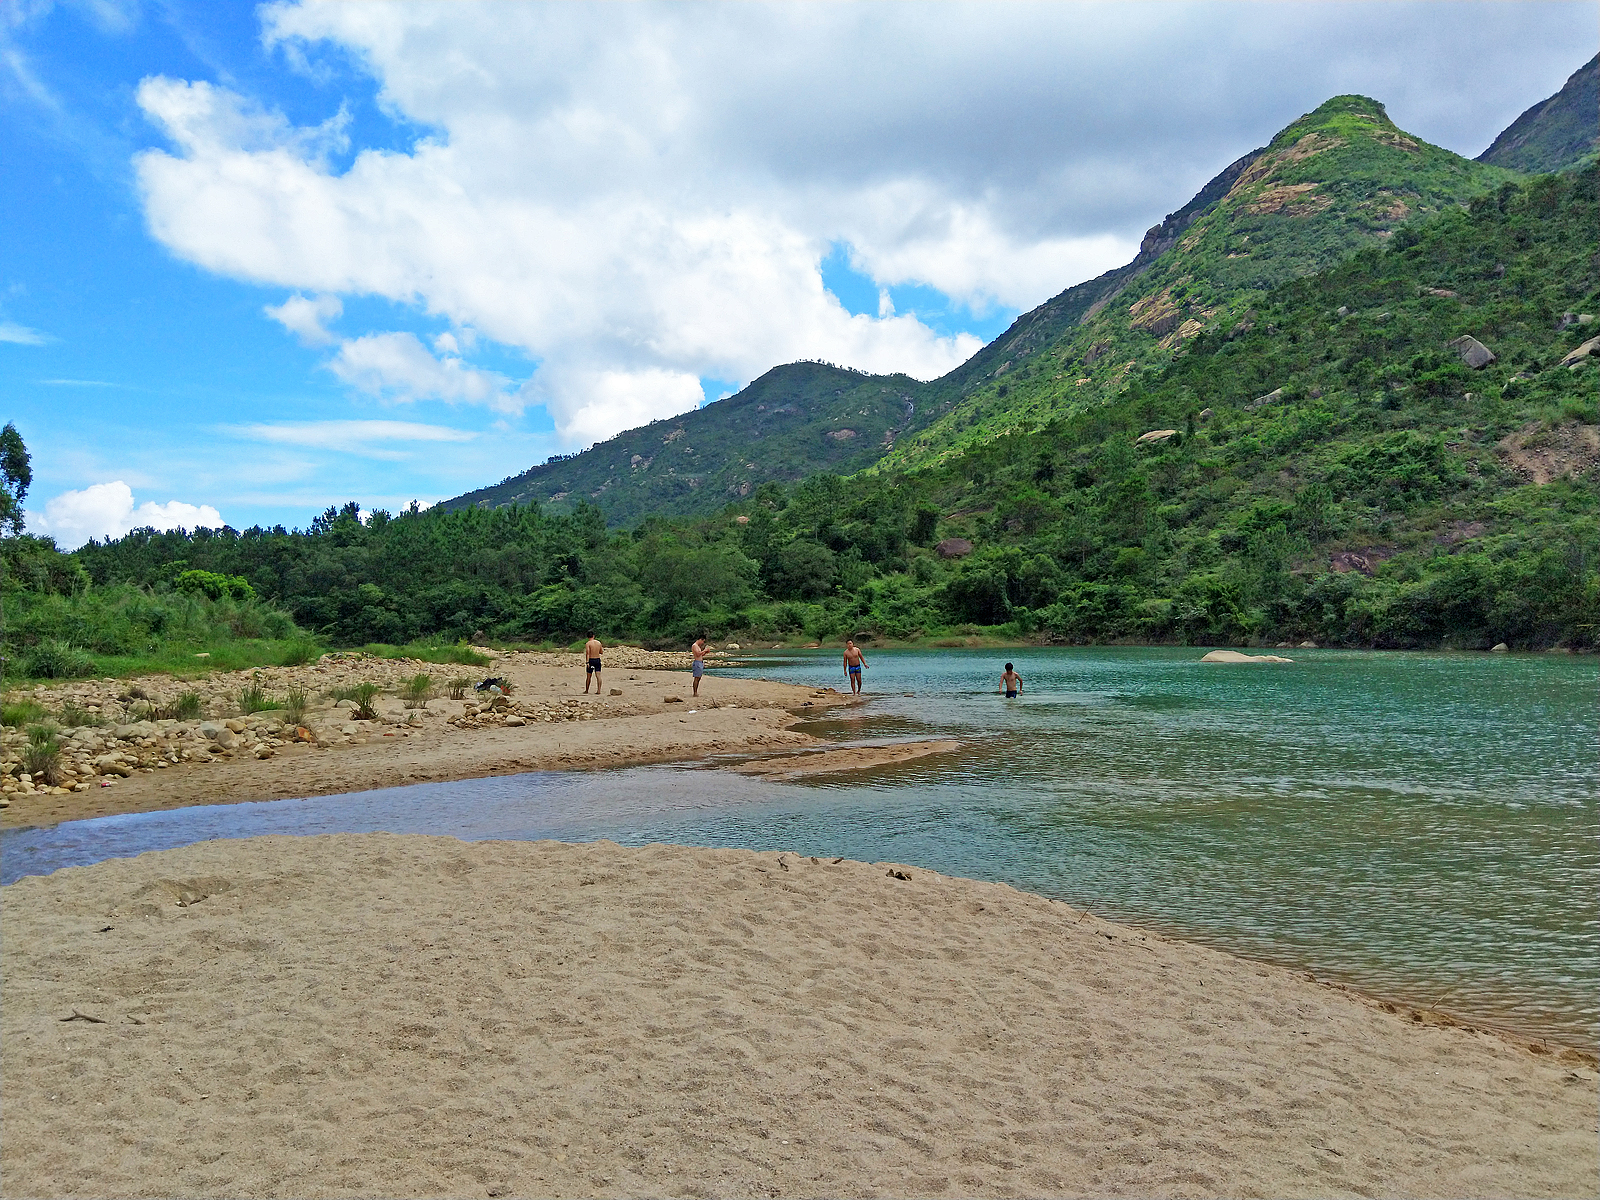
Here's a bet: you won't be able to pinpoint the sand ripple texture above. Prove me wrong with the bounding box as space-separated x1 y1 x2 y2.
4 835 1595 1199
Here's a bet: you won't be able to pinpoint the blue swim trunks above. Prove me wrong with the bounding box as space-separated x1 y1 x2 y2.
692 660 704 678
848 664 861 674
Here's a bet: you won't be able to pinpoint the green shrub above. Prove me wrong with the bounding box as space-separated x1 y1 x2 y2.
282 688 309 726
154 691 204 721
20 639 97 679
238 684 281 714
23 725 62 786
55 701 106 728
1 700 47 726
400 672 434 708
350 682 382 721
279 640 321 666
447 676 472 700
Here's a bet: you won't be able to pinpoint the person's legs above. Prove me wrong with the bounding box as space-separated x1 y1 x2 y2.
692 661 702 696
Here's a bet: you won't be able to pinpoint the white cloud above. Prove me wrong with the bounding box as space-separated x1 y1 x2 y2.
0 320 52 345
327 331 515 409
27 481 224 550
235 419 478 455
264 292 342 345
129 3 1585 449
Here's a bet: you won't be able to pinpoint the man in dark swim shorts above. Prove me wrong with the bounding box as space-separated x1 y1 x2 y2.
843 638 867 694
584 633 604 693
998 662 1022 698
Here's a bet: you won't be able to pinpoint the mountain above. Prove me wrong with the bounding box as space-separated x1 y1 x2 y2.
439 362 924 527
74 164 1599 652
445 93 1516 520
1477 53 1599 174
882 95 1515 468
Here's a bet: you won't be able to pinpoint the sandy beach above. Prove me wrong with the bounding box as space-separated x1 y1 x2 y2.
3 834 1595 1199
2 649 848 829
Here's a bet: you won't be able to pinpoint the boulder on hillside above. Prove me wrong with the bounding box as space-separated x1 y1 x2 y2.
1246 388 1284 410
1447 335 1496 369
1200 649 1294 664
1559 335 1600 367
1135 429 1177 445
935 537 974 560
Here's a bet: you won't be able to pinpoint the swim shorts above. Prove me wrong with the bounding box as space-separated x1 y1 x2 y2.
848 664 862 674
692 661 704 678
1006 690 1018 698
587 658 601 673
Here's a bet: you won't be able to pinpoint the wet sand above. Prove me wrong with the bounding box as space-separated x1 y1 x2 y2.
3 834 1595 1198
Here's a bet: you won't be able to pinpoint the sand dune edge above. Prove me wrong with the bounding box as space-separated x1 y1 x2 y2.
4 834 1596 1199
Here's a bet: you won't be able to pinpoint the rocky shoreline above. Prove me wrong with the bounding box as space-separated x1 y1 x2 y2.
0 648 843 826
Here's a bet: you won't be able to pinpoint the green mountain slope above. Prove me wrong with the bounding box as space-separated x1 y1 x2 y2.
1477 53 1599 173
883 95 1517 469
439 362 923 527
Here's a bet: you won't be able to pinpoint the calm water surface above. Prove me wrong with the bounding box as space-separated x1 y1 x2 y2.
4 647 1595 1048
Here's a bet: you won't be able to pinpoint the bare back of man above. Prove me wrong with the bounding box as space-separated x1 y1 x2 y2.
584 635 603 693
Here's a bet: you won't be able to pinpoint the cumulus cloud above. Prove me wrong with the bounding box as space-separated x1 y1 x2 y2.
327 332 515 409
130 2 1583 445
264 292 342 345
28 481 223 550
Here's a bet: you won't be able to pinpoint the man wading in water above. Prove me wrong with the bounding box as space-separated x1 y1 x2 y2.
691 635 707 697
843 638 868 695
584 634 604 693
998 662 1022 698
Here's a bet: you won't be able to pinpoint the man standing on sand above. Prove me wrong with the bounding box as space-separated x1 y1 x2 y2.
843 638 867 694
584 633 604 693
998 662 1022 698
691 635 707 697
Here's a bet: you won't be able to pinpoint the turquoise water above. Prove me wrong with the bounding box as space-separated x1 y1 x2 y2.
4 647 1595 1048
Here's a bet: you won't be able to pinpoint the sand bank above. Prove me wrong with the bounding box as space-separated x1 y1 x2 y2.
731 739 962 778
3 835 1594 1198
3 650 846 828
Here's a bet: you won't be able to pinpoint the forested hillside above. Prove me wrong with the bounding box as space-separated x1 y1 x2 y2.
441 362 923 526
882 95 1517 468
53 165 1596 663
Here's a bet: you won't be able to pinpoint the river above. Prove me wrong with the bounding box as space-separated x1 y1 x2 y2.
4 646 1595 1049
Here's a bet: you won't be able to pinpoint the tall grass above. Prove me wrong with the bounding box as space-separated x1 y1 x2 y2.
23 725 63 786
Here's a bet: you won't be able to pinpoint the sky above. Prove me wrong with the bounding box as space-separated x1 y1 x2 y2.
1 0 1589 546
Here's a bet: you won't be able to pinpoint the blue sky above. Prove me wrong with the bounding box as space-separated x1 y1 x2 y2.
2 1 1587 545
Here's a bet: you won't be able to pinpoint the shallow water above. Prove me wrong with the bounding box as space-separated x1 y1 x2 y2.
4 647 1596 1048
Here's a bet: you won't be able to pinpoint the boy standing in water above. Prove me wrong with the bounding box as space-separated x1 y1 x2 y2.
691 635 707 697
584 634 604 693
843 638 868 694
999 662 1022 698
